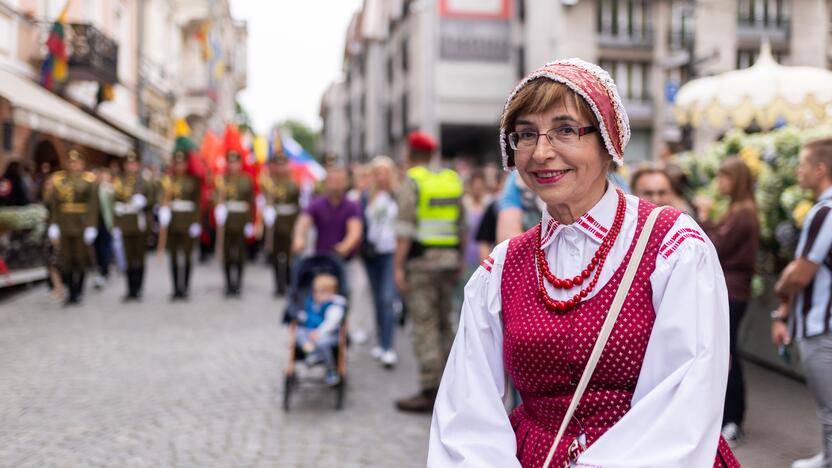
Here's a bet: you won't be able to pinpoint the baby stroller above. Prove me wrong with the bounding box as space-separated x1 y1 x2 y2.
282 253 349 411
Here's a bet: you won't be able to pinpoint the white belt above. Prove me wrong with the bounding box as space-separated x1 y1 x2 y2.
171 200 196 212
227 201 250 213
114 202 137 216
275 204 297 216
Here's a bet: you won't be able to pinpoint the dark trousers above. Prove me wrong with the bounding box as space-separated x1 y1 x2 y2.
723 300 747 426
94 223 112 277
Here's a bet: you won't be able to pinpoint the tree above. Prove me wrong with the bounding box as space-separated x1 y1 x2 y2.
234 101 252 134
275 119 319 157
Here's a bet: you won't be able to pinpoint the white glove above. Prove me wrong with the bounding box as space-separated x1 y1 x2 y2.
48 223 61 241
256 194 266 212
263 206 277 227
83 226 98 245
244 222 254 238
111 227 122 241
214 204 228 226
188 222 202 239
131 193 147 210
158 206 171 227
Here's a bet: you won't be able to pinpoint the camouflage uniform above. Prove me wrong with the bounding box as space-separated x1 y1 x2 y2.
48 150 99 304
260 156 300 295
395 171 466 392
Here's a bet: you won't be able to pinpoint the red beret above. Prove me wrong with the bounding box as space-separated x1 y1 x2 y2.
407 131 438 152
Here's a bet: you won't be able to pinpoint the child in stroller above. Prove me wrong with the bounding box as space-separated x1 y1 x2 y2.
296 273 346 386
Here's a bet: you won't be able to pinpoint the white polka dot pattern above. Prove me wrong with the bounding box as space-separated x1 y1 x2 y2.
501 200 741 468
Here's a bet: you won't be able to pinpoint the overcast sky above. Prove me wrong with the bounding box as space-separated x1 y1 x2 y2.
230 0 363 134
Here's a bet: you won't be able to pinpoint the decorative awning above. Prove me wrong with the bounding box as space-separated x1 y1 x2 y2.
673 42 832 130
0 66 132 156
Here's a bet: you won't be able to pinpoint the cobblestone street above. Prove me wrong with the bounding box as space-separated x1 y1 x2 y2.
0 256 428 467
0 256 824 467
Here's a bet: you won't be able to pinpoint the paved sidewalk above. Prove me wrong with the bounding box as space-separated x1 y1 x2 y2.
0 255 825 467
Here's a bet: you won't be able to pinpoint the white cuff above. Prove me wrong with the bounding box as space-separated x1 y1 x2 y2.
188 223 202 239
83 227 98 245
214 204 228 226
48 224 61 241
263 206 277 227
158 206 171 227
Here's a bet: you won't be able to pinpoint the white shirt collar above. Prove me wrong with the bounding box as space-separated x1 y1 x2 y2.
819 186 832 202
540 183 617 249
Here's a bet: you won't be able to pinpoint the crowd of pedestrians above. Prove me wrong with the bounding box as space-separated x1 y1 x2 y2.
3 125 832 466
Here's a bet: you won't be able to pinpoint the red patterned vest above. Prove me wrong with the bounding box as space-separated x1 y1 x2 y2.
501 199 739 467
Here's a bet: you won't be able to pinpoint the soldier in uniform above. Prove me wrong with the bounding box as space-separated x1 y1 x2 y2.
158 151 202 300
260 150 300 296
393 131 466 413
214 151 254 297
112 151 153 301
47 149 99 306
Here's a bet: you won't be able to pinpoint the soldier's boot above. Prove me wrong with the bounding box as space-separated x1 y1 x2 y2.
181 261 191 299
394 388 438 413
170 257 181 300
74 272 85 303
122 269 135 302
224 263 234 297
135 266 144 298
273 263 283 297
61 272 75 306
235 263 244 296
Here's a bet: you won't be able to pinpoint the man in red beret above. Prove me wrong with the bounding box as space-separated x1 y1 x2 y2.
394 131 466 413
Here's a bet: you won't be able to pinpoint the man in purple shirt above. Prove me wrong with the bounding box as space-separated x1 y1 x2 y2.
292 166 363 259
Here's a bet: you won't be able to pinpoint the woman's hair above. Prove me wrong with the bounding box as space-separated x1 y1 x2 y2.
500 79 602 165
630 164 672 193
369 155 398 195
718 157 756 206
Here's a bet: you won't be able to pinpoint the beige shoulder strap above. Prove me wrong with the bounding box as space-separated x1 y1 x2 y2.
542 206 666 468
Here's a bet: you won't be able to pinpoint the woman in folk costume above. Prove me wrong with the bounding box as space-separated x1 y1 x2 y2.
428 59 739 467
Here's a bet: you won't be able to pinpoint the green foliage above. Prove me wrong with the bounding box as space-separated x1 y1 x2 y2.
673 125 831 274
275 120 320 159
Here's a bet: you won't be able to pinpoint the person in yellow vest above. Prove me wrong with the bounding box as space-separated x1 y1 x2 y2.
158 151 202 300
47 149 99 306
214 150 255 297
112 151 153 301
260 150 300 296
393 131 466 413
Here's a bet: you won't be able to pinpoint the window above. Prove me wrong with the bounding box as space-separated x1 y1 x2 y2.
737 48 786 68
401 92 409 137
737 0 789 26
597 0 652 41
599 60 652 100
401 39 409 72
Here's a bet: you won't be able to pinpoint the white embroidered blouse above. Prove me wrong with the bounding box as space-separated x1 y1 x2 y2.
428 184 730 467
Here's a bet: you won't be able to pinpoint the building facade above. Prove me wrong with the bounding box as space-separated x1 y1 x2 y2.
322 0 831 165
0 0 247 170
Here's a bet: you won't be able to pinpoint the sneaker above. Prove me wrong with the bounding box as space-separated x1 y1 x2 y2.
792 453 830 468
325 370 341 386
721 423 744 448
351 328 369 345
380 350 398 368
370 346 384 360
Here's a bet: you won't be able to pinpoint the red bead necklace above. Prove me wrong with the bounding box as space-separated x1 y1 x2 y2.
536 189 626 312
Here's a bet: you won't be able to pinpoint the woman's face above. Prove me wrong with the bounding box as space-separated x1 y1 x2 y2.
372 164 391 190
717 173 732 197
512 101 609 212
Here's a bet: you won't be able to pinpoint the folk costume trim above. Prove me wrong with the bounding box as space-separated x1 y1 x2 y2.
500 58 631 170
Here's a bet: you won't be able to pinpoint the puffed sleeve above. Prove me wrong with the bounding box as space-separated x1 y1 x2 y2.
576 215 729 468
428 241 521 468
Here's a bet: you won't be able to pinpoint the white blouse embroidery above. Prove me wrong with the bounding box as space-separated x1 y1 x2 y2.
428 185 730 468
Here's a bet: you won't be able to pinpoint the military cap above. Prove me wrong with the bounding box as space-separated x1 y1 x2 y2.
227 150 241 163
68 149 85 162
270 150 288 165
125 151 140 163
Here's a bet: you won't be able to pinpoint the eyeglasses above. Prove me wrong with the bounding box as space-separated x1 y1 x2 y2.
508 126 597 152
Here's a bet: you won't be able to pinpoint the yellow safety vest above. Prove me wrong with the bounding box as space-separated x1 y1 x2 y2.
408 166 463 247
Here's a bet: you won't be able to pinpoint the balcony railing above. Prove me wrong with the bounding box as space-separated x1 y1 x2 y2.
736 18 789 46
33 21 118 85
668 29 694 51
598 28 654 49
